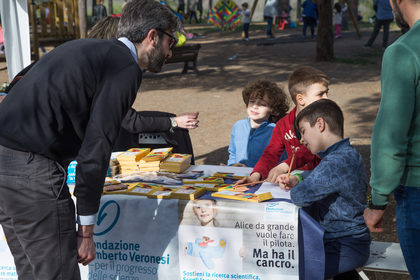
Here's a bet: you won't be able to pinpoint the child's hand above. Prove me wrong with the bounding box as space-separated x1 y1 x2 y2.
266 163 289 183
234 172 261 186
276 174 299 191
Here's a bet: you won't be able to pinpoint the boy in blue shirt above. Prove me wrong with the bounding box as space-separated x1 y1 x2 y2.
228 79 289 167
278 99 370 279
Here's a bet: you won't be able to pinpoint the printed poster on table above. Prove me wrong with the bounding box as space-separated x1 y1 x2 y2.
0 196 299 280
178 200 299 280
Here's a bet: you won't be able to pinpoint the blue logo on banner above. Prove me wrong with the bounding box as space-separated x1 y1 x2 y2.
94 200 120 236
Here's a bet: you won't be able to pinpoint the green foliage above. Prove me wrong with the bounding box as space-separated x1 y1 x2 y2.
0 82 9 92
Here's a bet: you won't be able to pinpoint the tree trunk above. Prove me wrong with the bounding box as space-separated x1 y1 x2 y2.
207 0 213 18
296 0 301 20
79 0 88 38
315 0 333 61
108 0 113 15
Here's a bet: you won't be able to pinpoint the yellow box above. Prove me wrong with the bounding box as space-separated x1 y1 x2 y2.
147 188 175 199
212 172 246 180
211 191 273 203
194 183 231 192
171 186 206 200
140 147 173 163
183 176 224 184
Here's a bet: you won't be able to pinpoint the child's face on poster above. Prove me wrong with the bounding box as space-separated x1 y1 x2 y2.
192 200 217 226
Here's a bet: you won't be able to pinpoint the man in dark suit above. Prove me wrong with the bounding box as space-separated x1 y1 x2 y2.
0 0 178 279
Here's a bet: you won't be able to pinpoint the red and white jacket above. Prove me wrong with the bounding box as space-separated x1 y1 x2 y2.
253 107 320 179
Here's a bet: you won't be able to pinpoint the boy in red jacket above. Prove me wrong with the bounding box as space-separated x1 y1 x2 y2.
236 66 330 185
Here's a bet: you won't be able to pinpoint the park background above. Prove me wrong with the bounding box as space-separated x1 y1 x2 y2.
0 1 409 278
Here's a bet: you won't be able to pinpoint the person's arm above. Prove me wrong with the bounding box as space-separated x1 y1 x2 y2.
77 224 96 265
122 108 172 133
227 125 237 166
290 157 338 207
122 110 199 133
74 60 140 217
285 144 320 171
370 43 416 207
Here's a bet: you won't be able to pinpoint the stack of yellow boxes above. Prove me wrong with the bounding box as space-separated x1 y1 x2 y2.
160 153 192 173
116 148 150 175
138 147 173 172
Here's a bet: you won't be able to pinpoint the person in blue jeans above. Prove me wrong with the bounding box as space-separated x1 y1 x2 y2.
228 79 289 167
279 99 370 279
364 0 420 278
364 0 394 49
301 0 318 38
263 0 278 39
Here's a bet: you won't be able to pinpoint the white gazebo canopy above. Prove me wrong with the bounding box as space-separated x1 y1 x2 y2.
0 0 31 81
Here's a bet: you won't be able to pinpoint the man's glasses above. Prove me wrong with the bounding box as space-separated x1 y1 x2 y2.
156 29 177 50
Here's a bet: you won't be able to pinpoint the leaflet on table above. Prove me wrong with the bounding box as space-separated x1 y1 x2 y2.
114 171 182 185
256 182 291 200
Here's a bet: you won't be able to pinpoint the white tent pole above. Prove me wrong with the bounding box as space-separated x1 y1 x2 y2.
0 0 31 81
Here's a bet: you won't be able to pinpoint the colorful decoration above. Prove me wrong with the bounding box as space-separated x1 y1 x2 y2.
208 0 241 31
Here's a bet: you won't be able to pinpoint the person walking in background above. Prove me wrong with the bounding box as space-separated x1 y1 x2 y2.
301 0 318 39
363 0 420 278
91 0 107 26
177 0 185 14
189 0 199 24
197 0 203 22
333 3 346 39
263 0 279 39
364 0 394 49
240 2 251 41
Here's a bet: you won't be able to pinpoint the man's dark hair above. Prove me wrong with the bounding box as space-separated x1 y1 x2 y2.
295 99 344 137
117 0 179 43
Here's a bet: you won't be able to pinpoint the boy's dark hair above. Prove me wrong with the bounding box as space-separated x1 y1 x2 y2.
117 0 179 44
295 99 344 138
288 66 330 105
334 2 342 13
242 79 289 123
242 2 249 8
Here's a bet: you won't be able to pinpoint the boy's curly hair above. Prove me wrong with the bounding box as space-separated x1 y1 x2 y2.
242 79 289 123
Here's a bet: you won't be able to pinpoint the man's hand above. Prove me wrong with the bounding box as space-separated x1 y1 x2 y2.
276 174 298 191
175 112 199 129
363 208 386 233
266 163 289 183
77 225 96 266
234 172 261 186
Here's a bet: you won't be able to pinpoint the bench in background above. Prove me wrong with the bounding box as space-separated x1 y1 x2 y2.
166 43 201 74
28 0 80 61
358 241 409 279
